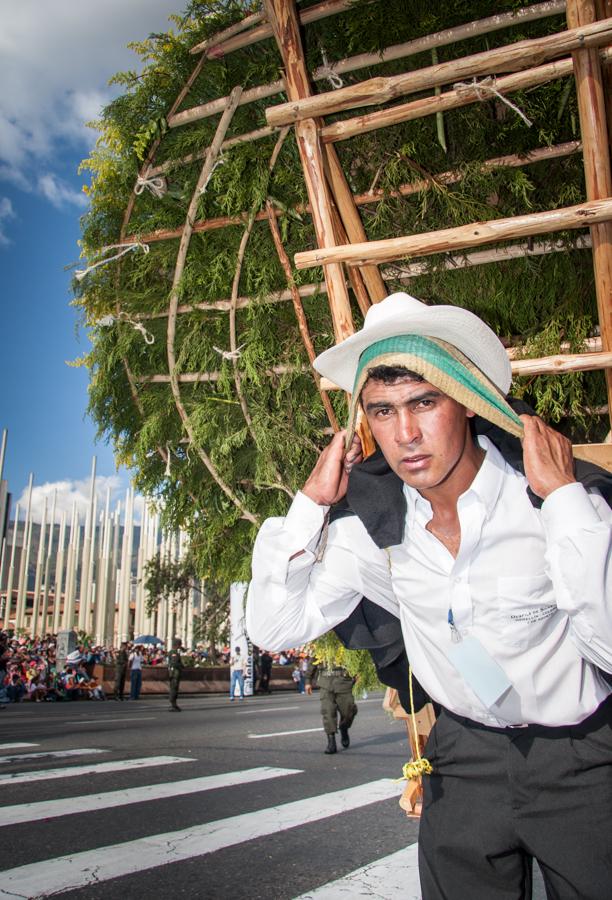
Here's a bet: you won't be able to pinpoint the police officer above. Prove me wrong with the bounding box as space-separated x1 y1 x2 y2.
306 663 357 754
167 638 183 711
113 642 128 701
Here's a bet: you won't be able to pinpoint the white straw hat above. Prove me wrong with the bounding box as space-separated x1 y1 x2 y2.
313 292 512 394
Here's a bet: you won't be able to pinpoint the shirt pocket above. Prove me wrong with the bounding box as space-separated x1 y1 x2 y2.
497 573 558 649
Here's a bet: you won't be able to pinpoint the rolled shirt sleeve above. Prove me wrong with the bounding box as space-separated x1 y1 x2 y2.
541 482 612 672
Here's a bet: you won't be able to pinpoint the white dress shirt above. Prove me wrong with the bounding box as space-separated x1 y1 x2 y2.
246 437 612 727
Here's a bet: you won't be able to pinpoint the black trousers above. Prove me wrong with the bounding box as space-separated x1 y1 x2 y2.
418 696 612 900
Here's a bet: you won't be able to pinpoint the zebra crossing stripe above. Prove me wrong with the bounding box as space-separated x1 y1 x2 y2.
0 779 402 897
292 843 421 899
0 767 301 827
0 748 106 764
0 755 193 786
0 743 38 750
248 727 324 738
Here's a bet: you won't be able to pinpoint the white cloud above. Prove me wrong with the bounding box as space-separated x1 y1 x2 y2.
38 173 88 209
0 0 180 205
0 196 16 245
16 475 125 525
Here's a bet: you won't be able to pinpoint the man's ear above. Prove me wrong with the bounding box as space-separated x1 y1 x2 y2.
466 408 476 419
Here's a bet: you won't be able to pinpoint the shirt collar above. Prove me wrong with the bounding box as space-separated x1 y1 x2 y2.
404 435 508 526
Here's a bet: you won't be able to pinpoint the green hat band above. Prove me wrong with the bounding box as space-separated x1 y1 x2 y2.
346 334 523 447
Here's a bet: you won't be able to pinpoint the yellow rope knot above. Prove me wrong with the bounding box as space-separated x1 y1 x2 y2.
396 757 433 782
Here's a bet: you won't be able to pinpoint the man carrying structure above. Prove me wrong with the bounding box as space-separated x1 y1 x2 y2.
246 293 612 900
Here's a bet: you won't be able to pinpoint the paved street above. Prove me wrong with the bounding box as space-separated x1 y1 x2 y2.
0 691 422 899
0 691 549 899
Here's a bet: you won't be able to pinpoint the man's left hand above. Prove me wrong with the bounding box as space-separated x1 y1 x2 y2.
520 414 576 500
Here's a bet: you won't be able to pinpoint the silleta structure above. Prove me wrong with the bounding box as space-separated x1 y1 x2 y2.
0 445 200 646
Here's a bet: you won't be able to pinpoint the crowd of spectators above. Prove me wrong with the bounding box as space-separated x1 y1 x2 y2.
0 629 309 706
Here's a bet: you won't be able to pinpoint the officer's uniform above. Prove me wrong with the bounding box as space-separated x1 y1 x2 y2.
307 664 357 753
113 647 128 700
167 645 183 711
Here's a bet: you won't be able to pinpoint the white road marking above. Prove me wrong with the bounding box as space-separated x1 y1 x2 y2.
0 743 38 750
0 755 193 786
293 843 421 899
0 767 302 827
68 717 158 724
0 748 106 764
248 727 324 739
0 779 402 897
237 706 299 715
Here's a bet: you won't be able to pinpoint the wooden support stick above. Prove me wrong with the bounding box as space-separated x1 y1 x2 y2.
567 0 612 426
138 234 591 320
266 18 612 127
148 125 279 178
190 9 266 55
264 0 354 345
174 2 565 129
294 198 612 269
205 0 357 59
321 49 612 144
130 142 581 246
324 145 387 303
266 198 339 431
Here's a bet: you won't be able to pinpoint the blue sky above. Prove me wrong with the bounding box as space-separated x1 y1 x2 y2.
0 0 183 522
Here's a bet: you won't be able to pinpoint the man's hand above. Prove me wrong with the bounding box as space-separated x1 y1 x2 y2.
520 414 576 500
304 683 313 695
302 430 363 506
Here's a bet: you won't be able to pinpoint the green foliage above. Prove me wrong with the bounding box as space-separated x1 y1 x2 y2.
76 0 605 597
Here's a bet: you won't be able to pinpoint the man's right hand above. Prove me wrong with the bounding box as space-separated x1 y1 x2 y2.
302 430 363 506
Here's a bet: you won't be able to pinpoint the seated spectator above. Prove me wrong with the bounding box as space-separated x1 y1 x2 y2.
7 672 26 703
26 676 47 702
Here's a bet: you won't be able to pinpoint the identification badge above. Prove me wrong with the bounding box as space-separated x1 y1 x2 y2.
446 635 512 709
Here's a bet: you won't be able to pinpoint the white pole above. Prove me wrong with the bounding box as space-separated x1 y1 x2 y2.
63 503 78 630
110 502 121 644
15 474 34 632
79 457 96 633
0 429 7 482
3 502 19 631
0 537 7 626
52 510 67 633
41 490 57 635
117 487 134 642
30 495 47 637
94 488 111 645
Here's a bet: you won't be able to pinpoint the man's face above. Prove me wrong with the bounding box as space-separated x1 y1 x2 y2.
360 377 476 495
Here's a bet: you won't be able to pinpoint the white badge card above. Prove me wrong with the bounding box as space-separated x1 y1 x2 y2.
446 636 512 709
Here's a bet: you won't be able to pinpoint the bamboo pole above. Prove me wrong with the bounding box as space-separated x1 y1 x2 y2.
264 0 354 344
3 503 19 630
266 18 612 127
321 49 612 144
294 197 612 269
133 142 581 249
166 85 260 526
175 0 565 129
266 198 339 431
567 0 612 426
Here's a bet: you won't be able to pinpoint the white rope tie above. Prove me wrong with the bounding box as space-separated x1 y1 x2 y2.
453 77 532 127
199 155 226 195
319 48 343 90
75 242 149 282
134 173 168 198
96 313 154 344
165 445 172 478
213 343 244 360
